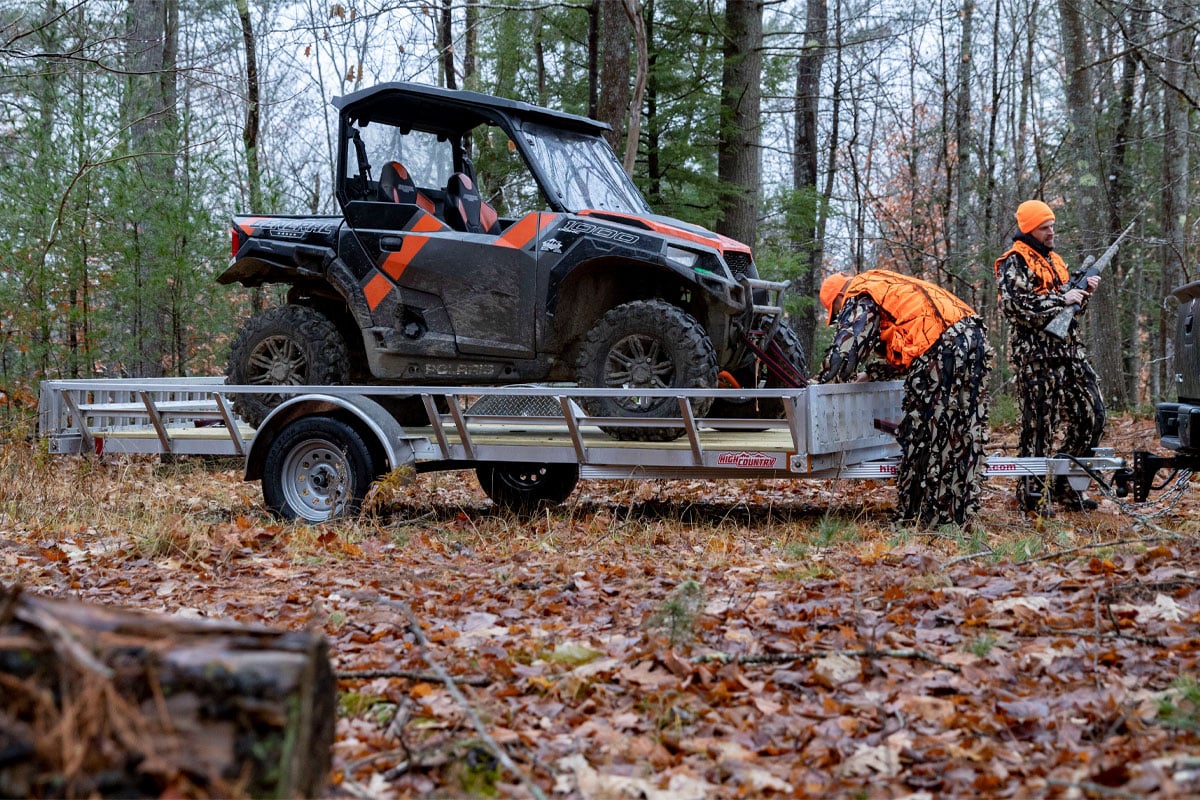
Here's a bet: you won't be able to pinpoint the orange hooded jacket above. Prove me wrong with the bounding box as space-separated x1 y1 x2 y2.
841 271 976 368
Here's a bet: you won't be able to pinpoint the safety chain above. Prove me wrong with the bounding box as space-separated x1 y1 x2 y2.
1098 469 1196 521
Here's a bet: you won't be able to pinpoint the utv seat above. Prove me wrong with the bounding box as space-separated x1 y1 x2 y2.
379 161 436 214
444 172 501 234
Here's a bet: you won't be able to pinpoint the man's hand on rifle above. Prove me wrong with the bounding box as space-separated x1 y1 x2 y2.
1064 274 1101 306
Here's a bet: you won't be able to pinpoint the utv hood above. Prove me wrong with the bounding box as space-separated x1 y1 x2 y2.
577 209 752 258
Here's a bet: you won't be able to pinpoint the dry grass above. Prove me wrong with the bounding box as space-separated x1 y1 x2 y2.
2 413 1196 580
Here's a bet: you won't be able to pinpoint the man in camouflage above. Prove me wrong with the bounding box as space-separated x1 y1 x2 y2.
995 200 1104 513
817 269 992 527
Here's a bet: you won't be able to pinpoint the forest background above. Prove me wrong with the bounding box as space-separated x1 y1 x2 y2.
0 0 1197 426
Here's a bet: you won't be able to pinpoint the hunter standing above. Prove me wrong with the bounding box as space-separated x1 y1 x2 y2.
995 200 1105 512
816 270 992 527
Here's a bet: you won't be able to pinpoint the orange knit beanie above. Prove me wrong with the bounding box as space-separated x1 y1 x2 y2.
819 273 853 324
1015 200 1055 234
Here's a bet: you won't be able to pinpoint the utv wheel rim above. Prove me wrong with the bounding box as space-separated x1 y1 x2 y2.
604 334 674 411
248 335 307 385
281 438 350 522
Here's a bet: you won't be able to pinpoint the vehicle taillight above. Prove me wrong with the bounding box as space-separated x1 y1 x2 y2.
231 227 240 259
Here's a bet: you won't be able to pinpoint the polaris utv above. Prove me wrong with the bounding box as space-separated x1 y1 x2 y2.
219 82 804 440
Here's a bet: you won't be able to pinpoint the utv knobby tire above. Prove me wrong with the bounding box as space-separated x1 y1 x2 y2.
475 462 580 515
708 324 809 424
226 305 351 428
575 300 718 442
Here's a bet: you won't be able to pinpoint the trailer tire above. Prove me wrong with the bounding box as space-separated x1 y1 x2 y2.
709 324 808 426
227 305 351 428
575 300 718 441
475 463 579 514
262 416 378 522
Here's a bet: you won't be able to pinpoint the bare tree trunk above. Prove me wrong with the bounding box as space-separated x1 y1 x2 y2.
440 0 456 89
1059 0 1127 410
644 0 661 204
236 0 264 312
1159 0 1191 400
817 0 843 267
596 0 631 152
791 0 828 360
33 0 63 378
587 0 599 118
1015 0 1037 197
949 0 974 304
621 0 647 174
531 7 546 103
464 0 478 90
981 0 1003 389
1111 2 1147 403
125 0 178 378
716 0 763 248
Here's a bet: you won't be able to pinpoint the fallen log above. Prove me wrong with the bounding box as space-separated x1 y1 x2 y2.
0 584 335 799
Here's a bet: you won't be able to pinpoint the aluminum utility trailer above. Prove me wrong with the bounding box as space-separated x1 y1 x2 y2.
38 378 1123 523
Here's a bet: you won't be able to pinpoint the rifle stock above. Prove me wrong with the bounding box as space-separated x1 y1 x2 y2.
1044 221 1135 340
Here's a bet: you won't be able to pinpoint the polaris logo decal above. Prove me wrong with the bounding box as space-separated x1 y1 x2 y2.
716 451 779 468
257 219 338 238
421 363 496 377
541 238 564 253
560 220 640 245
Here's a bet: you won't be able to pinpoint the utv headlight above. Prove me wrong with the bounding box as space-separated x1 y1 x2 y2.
665 245 699 269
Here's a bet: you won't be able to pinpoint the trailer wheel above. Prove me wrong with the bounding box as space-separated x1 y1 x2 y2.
226 305 351 428
709 324 808 425
575 300 718 441
475 463 579 514
262 417 378 522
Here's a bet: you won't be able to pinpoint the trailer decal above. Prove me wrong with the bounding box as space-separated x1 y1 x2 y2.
716 451 780 469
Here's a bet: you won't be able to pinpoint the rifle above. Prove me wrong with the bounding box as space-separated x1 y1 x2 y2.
1044 221 1135 340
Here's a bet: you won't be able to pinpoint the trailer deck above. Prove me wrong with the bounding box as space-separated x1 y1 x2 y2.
38 377 1124 520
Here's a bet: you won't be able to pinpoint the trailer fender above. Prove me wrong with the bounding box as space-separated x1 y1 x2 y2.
244 393 417 482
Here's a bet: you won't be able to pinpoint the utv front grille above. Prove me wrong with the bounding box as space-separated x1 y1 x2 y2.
725 252 753 277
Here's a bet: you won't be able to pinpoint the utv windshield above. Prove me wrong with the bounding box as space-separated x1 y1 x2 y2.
521 122 650 215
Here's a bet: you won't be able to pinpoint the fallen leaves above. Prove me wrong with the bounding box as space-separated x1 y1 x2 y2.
3 416 1200 797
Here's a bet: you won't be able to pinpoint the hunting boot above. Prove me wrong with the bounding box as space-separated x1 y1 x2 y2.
1052 477 1098 511
1018 476 1054 516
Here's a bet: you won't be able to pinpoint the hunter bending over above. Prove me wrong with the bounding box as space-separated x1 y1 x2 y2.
816 270 992 527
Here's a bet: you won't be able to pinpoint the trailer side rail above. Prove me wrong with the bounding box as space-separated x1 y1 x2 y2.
37 378 1124 495
38 378 903 475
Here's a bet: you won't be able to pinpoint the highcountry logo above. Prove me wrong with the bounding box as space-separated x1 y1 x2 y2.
716 451 778 468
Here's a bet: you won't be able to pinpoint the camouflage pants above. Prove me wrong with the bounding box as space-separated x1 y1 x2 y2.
894 318 992 527
1014 350 1105 503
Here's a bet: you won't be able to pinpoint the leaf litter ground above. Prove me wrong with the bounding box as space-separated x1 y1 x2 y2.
2 414 1199 798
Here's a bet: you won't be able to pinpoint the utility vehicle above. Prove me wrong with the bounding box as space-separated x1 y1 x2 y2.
219 82 804 440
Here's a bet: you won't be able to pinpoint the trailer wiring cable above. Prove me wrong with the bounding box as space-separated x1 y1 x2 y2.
1052 451 1194 522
